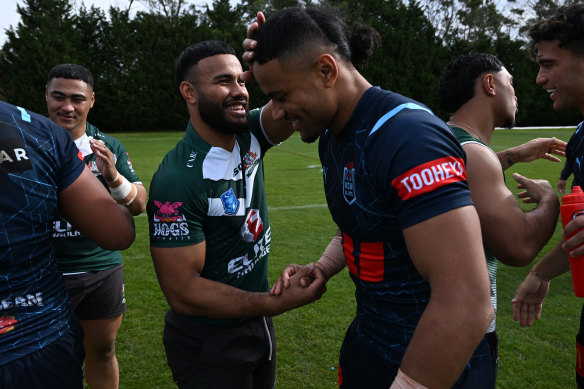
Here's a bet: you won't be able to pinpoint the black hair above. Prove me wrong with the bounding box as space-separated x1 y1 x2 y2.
47 63 94 89
175 40 236 96
528 3 584 58
252 6 380 68
438 53 504 113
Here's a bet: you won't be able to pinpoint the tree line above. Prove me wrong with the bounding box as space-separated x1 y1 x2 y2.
0 0 581 132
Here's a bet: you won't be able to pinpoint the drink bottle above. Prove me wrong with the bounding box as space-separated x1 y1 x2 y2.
560 186 584 297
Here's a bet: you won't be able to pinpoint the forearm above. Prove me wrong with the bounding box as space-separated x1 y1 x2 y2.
531 243 571 282
315 231 347 279
125 183 147 215
497 148 518 170
400 295 492 388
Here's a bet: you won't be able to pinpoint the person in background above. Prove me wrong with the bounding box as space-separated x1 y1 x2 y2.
438 52 563 383
147 40 327 389
245 7 493 389
0 100 135 388
511 4 584 388
45 63 147 389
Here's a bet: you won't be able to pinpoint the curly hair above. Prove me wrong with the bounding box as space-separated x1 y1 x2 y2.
528 3 584 58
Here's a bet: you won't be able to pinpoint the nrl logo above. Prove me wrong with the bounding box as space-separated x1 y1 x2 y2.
221 188 240 215
343 162 356 205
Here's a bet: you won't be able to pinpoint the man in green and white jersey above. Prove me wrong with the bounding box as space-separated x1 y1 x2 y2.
46 63 147 389
147 41 327 389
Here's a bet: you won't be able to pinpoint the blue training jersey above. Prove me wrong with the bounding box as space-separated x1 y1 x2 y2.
0 101 85 365
319 87 473 364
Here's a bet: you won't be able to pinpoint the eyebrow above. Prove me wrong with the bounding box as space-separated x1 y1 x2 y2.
50 90 88 99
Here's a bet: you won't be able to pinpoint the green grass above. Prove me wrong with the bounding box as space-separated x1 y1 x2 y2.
113 127 580 388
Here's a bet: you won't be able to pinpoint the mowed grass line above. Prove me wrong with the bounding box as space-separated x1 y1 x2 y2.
113 128 580 388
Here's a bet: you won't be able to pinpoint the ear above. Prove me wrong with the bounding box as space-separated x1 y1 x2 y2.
481 74 496 96
315 54 339 88
89 91 96 109
179 81 197 104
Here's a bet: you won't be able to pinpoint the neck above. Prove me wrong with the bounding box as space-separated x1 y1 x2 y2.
70 123 87 140
447 115 492 145
328 69 371 135
189 118 237 151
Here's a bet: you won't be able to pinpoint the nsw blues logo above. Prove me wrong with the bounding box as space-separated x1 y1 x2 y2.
221 188 240 215
343 162 356 205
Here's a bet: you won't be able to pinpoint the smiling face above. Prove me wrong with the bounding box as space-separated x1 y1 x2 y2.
536 40 584 114
253 57 336 143
190 54 249 135
45 77 95 139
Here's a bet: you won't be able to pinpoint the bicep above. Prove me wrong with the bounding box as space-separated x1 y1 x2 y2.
150 243 206 306
404 206 488 290
58 166 134 250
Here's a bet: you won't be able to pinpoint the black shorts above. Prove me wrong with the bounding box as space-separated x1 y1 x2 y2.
163 310 276 389
63 264 126 320
0 317 85 388
338 320 495 389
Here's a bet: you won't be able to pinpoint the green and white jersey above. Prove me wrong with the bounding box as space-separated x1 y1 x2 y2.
52 122 142 274
451 126 498 333
148 108 275 323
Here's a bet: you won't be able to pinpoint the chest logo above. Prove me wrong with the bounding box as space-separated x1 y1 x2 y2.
221 188 240 215
343 162 356 205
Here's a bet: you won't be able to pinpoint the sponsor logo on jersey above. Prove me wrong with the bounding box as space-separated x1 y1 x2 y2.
186 151 197 168
343 162 356 205
52 220 82 238
241 209 264 242
0 138 32 174
152 200 190 239
234 150 259 177
221 188 240 215
1 292 44 312
0 316 18 335
391 156 466 200
228 226 271 278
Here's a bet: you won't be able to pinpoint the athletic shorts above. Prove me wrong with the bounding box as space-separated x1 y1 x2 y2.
163 310 276 389
0 317 85 388
62 264 126 320
338 320 495 389
576 304 584 388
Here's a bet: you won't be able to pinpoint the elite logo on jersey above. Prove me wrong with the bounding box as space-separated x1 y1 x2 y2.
0 138 32 174
343 162 356 205
241 209 264 242
391 156 466 200
221 188 240 215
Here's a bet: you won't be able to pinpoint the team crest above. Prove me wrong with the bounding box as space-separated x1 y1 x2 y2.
221 188 240 215
343 162 356 205
153 201 185 222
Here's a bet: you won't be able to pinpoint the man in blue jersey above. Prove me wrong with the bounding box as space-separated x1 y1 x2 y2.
244 7 493 389
438 52 563 383
511 4 584 388
0 100 135 388
45 63 147 389
147 40 327 389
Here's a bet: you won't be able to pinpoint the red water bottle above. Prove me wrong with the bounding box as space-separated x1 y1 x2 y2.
560 186 584 297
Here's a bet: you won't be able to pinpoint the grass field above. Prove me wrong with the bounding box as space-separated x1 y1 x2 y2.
113 127 581 389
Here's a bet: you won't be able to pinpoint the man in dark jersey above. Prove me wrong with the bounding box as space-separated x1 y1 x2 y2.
147 40 327 389
0 100 134 388
244 7 494 389
438 52 564 384
45 63 147 389
512 4 584 388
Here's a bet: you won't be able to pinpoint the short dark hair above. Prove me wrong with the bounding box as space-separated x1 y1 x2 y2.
175 40 236 96
438 53 504 113
528 3 584 58
252 6 380 68
47 64 94 89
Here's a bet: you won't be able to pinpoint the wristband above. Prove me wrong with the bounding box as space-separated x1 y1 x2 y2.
109 174 133 202
389 369 429 389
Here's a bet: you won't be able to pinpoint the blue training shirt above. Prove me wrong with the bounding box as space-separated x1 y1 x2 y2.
0 101 85 364
319 86 473 364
